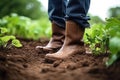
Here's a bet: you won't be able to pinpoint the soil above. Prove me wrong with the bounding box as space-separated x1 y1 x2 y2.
0 38 120 80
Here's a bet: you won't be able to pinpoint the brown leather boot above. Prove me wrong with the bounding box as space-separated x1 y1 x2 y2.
36 22 65 53
45 21 85 60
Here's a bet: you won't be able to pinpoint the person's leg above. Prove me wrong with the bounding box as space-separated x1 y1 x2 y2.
45 0 90 59
66 0 90 28
36 0 67 53
48 0 67 28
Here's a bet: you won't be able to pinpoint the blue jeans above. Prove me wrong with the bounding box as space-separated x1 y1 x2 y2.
48 0 90 28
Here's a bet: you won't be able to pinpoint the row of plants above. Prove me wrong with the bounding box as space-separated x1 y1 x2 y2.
0 13 51 40
84 18 120 67
0 13 51 49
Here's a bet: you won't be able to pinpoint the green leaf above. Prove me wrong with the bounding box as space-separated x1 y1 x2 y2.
106 54 118 67
0 28 8 34
109 37 120 54
1 36 15 43
106 37 120 67
12 39 22 47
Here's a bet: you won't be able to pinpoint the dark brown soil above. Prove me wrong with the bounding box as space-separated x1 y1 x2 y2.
0 38 120 80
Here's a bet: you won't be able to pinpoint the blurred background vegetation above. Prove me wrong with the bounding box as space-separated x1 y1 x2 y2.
0 0 46 19
0 0 51 40
0 0 120 39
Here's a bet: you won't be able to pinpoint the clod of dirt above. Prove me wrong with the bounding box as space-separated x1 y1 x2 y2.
23 64 28 68
44 58 55 64
53 60 63 67
0 67 7 80
6 55 27 62
40 67 55 73
0 55 6 61
57 69 66 73
81 61 89 67
7 61 24 69
87 67 105 74
88 67 99 74
67 63 77 70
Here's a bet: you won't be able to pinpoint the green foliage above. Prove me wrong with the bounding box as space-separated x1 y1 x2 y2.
84 23 109 55
105 18 120 37
0 0 45 19
38 17 51 38
0 13 51 40
84 17 120 66
105 18 120 67
106 37 120 67
0 27 22 49
88 14 105 25
12 39 22 47
108 7 120 18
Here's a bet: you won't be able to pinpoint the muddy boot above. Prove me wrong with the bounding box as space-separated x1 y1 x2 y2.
36 22 65 53
45 21 85 60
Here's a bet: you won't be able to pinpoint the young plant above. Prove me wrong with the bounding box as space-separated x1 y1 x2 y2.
84 23 109 55
0 27 22 49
